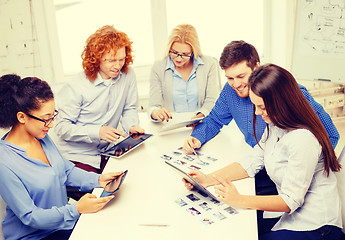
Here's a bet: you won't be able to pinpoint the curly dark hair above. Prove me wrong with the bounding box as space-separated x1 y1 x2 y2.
0 74 54 128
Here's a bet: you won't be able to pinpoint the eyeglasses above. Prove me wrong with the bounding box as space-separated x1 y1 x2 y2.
26 110 59 127
169 50 193 60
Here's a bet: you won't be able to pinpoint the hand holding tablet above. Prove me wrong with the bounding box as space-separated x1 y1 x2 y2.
165 161 218 200
101 170 128 197
102 133 153 158
159 117 204 132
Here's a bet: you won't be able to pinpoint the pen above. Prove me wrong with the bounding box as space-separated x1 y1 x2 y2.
316 78 331 82
139 224 169 227
192 148 199 159
190 145 208 165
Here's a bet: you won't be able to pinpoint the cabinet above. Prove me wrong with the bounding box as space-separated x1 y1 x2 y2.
299 80 345 123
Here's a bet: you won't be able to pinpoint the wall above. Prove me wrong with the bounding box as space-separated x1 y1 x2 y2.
0 0 63 82
263 0 297 69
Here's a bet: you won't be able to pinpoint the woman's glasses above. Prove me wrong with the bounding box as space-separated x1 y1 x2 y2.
169 50 193 60
26 110 59 127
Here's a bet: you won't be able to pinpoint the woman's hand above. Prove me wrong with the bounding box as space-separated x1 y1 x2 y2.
214 176 242 207
183 170 214 190
76 193 114 214
151 108 172 122
183 136 201 154
98 172 124 188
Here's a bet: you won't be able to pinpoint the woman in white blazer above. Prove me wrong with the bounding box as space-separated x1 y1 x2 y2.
148 24 221 122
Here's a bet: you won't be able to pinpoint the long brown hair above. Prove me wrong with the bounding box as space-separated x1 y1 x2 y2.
248 64 340 176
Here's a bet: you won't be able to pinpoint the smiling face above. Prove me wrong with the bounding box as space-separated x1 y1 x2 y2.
99 47 126 80
249 90 271 124
21 99 56 139
224 60 259 98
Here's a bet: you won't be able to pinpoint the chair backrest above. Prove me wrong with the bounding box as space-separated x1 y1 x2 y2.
336 145 345 233
0 195 6 240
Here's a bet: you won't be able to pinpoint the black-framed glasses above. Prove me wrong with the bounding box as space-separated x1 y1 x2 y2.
26 110 59 127
169 50 194 60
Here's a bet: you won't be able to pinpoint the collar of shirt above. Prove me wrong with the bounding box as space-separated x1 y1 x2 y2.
93 71 123 87
0 134 26 154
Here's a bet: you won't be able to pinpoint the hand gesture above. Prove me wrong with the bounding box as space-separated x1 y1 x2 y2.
183 170 213 190
129 126 145 135
183 136 201 154
214 176 242 207
98 172 125 188
99 126 126 143
151 108 172 122
76 193 113 214
186 113 204 129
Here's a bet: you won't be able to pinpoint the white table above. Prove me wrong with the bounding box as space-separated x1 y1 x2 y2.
69 113 257 240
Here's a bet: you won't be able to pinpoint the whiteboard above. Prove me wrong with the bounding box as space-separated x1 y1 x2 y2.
291 0 345 83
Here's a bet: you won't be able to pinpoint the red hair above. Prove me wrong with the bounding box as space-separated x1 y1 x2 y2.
81 25 134 81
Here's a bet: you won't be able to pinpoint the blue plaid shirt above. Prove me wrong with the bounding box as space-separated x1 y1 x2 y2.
191 82 339 148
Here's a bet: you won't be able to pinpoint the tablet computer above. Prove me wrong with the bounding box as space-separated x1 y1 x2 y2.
165 161 218 200
102 133 153 158
159 117 204 132
100 170 128 197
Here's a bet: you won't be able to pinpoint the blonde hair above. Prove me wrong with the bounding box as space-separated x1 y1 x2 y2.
165 24 201 58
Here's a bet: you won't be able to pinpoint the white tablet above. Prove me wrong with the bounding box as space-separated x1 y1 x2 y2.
159 117 204 132
102 133 152 158
165 160 218 200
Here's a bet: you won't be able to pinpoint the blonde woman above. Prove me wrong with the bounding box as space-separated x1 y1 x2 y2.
149 24 220 122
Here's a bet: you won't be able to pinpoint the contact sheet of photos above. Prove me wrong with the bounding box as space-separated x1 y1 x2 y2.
174 190 238 225
161 146 218 172
161 147 238 225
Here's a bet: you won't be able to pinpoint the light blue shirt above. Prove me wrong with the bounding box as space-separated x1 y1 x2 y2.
238 125 342 231
0 134 100 240
54 68 140 168
166 56 203 113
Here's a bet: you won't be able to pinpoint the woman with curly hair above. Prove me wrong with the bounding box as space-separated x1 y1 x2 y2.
54 25 144 178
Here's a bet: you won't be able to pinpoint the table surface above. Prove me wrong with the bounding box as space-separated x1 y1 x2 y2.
69 113 258 240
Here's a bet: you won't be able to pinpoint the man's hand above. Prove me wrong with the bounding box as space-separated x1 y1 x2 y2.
99 126 126 143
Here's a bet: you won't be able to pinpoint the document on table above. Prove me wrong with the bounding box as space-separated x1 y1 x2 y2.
161 147 239 225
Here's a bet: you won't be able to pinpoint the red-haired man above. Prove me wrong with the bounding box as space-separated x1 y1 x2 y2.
55 25 144 176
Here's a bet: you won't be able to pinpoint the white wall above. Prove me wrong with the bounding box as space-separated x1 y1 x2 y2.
0 0 63 82
0 0 298 105
263 0 297 69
